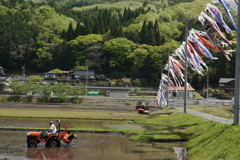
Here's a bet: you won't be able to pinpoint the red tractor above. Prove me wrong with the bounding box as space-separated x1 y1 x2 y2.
135 105 149 110
136 104 149 114
26 119 77 148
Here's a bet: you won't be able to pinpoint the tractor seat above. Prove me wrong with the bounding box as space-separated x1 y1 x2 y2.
40 131 44 139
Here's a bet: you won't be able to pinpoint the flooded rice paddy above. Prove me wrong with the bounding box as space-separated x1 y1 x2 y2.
0 117 149 130
0 118 187 160
0 131 187 160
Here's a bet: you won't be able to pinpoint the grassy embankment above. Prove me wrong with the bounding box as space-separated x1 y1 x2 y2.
187 105 234 119
133 107 240 159
0 105 239 159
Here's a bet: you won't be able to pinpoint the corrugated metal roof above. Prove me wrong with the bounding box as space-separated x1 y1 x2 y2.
62 71 69 74
219 78 235 83
75 86 133 90
45 71 55 74
0 77 7 81
74 70 94 75
0 76 13 81
168 86 195 91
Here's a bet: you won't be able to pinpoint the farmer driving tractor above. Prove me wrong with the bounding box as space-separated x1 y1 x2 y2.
141 101 145 109
27 119 77 148
46 121 57 135
42 121 57 141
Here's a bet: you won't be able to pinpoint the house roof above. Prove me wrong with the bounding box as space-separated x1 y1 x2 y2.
0 76 13 81
45 71 55 74
74 70 94 75
75 86 133 91
0 77 8 81
62 71 69 74
168 86 195 91
219 78 235 83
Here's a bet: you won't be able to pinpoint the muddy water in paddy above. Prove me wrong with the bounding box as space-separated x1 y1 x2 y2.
0 131 187 160
0 104 188 159
0 117 148 130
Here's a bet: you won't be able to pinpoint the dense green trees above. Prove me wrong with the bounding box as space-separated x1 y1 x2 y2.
8 81 85 103
0 0 234 89
68 34 104 70
103 37 136 77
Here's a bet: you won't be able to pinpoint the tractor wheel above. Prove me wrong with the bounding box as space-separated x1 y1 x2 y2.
46 139 61 147
27 141 37 148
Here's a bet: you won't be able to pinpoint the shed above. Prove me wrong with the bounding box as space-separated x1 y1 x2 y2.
86 86 133 97
168 86 195 98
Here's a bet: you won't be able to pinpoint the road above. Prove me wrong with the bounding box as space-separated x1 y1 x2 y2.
176 107 233 124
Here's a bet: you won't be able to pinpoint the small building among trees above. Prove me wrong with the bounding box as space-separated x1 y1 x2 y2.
168 86 195 98
73 70 95 83
0 66 13 92
43 71 57 85
87 86 133 97
219 78 235 96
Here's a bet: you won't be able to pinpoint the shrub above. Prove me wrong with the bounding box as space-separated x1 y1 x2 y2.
125 101 131 105
0 96 8 102
136 100 142 105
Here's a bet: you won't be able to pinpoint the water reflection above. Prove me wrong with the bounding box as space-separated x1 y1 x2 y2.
26 148 75 160
0 129 188 160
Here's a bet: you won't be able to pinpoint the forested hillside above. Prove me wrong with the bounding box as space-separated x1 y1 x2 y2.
0 0 236 88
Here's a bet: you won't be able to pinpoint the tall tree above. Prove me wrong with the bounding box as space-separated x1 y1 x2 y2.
98 15 105 34
83 20 93 35
61 30 67 40
140 20 148 44
147 21 156 46
66 23 75 41
116 27 124 37
154 19 161 45
75 22 83 37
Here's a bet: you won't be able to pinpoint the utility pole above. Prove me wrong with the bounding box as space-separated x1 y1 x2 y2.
207 71 209 99
184 19 188 113
160 67 163 106
234 2 240 125
167 49 170 107
86 66 88 96
22 65 26 81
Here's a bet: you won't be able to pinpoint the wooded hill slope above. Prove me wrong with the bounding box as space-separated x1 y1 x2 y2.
0 0 236 88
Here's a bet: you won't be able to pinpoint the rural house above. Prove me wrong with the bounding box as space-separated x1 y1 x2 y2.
0 66 13 92
43 71 58 85
168 86 195 98
219 78 235 96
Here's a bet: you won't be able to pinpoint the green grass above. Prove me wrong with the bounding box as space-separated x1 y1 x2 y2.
193 91 204 99
132 107 240 159
186 124 240 160
131 108 211 141
187 105 234 119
